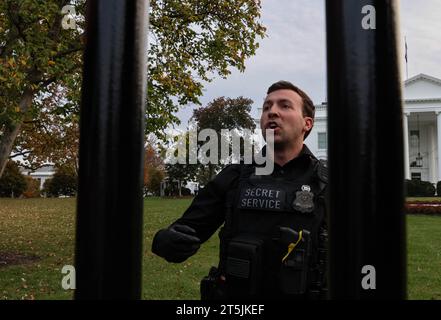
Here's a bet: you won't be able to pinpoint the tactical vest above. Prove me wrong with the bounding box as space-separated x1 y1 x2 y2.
218 159 328 299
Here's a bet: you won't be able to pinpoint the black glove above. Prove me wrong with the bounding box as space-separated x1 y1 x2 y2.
152 224 201 263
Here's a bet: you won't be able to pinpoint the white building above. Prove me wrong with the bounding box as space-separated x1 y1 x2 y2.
20 165 55 189
256 74 441 183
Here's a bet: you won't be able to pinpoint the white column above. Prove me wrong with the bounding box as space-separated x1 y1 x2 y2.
429 125 437 184
437 111 441 182
403 112 411 179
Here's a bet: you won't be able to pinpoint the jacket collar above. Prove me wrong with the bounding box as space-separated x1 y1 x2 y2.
253 144 316 168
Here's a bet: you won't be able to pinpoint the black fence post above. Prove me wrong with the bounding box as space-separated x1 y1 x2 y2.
326 1 407 299
74 0 148 299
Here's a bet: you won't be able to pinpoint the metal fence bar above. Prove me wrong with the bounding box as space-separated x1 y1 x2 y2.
74 0 148 299
326 0 407 299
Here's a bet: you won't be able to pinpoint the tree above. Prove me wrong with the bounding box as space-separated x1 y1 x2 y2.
165 163 196 197
43 166 77 197
164 131 199 196
143 143 166 196
1 0 266 178
22 175 40 198
147 0 266 136
192 96 256 184
0 160 26 197
0 0 84 178
145 167 165 196
12 85 80 174
143 143 164 185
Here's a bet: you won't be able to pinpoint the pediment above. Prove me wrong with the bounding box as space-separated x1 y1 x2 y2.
404 74 441 100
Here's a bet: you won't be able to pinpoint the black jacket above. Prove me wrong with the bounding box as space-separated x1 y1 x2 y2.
169 144 326 244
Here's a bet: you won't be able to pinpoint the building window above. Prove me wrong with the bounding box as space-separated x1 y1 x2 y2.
411 172 421 181
318 132 327 150
410 130 420 148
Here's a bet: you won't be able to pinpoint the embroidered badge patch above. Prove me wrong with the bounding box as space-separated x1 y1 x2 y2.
292 185 314 213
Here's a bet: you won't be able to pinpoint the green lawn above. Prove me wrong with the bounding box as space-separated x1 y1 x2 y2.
407 197 441 202
0 197 440 300
407 214 441 300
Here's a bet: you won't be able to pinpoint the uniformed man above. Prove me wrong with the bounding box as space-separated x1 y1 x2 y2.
152 81 328 300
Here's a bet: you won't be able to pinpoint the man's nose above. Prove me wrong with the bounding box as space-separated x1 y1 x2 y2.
267 106 279 118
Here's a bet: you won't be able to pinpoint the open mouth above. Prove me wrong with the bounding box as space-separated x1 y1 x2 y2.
266 122 280 130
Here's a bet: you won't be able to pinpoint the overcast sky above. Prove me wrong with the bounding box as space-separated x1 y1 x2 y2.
173 0 441 130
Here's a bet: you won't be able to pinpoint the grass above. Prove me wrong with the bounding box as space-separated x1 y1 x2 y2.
142 197 218 300
407 214 441 300
0 197 440 300
407 197 441 202
0 198 75 300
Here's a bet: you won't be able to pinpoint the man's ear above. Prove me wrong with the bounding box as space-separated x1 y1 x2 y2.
304 117 313 132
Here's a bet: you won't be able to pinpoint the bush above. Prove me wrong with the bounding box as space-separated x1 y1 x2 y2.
22 176 41 198
437 181 441 197
405 202 441 215
181 187 192 196
163 182 191 197
0 161 27 198
43 167 77 197
405 179 435 197
145 167 165 196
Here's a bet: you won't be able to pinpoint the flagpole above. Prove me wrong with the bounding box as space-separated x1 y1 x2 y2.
405 36 408 79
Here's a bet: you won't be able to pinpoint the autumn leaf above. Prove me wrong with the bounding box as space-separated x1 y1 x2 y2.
1 0 266 179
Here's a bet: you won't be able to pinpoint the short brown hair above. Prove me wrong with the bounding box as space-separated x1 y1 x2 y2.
267 80 315 138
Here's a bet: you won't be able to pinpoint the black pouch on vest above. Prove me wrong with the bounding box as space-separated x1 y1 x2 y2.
278 229 311 295
200 266 227 300
225 235 264 297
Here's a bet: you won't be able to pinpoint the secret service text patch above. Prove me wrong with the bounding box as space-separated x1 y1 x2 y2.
239 187 285 211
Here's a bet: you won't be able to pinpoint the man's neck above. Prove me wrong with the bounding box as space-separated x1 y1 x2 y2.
273 142 304 167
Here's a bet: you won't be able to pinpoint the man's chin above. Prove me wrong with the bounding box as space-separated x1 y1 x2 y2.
272 139 286 150
274 143 286 150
